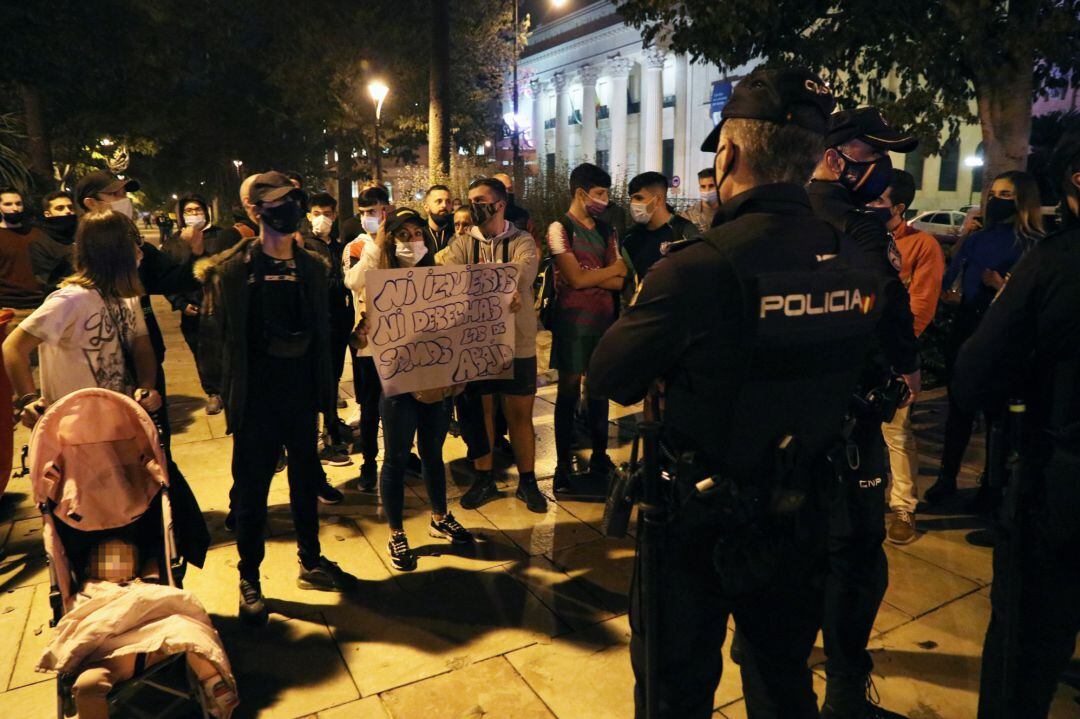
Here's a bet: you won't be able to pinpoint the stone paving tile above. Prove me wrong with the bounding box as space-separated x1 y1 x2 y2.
221 612 360 719
545 535 636 615
0 585 35 691
0 518 49 592
0 678 54 719
8 583 55 691
473 494 604 558
317 695 390 718
499 554 616 632
325 566 566 697
380 656 555 718
882 545 982 618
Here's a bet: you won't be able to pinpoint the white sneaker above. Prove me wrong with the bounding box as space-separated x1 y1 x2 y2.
345 409 361 428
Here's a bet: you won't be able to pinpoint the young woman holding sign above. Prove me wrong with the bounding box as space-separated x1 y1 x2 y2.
352 207 474 571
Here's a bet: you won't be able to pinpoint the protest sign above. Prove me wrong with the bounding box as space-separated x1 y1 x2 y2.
364 263 518 397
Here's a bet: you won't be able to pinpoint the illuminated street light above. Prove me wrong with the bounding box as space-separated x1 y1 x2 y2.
99 137 114 147
964 155 984 168
551 0 567 7
368 81 390 182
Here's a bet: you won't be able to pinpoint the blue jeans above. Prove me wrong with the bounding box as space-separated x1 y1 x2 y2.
379 393 451 530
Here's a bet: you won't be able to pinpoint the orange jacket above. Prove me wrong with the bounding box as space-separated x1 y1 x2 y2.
893 221 945 337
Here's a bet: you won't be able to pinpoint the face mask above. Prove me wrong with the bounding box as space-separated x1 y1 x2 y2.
185 213 207 231
43 214 78 241
395 240 428 266
985 196 1017 225
866 205 894 227
836 150 893 205
1 210 25 226
259 200 303 234
310 214 333 237
431 211 453 228
583 194 608 218
701 190 718 205
470 201 498 227
109 197 135 220
629 199 655 225
361 214 381 236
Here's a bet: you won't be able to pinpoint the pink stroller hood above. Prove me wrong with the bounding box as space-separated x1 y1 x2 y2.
30 388 169 531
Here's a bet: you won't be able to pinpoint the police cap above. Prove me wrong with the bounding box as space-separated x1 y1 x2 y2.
825 107 918 153
700 67 836 153
248 171 306 206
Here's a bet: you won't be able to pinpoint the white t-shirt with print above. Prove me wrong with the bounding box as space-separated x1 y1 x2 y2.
21 285 149 404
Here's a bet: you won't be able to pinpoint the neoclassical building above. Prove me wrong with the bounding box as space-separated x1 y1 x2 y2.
503 1 1078 211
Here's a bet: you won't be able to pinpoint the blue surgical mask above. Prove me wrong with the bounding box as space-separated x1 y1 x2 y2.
701 190 718 205
361 215 381 236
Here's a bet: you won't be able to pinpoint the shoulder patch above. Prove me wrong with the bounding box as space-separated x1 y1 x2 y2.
887 237 902 272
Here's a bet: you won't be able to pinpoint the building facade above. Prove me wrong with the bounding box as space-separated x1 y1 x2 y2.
505 1 1077 212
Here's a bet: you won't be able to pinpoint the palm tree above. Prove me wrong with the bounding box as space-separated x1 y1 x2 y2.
0 114 34 195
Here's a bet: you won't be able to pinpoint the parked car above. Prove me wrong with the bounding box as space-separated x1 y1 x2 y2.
910 210 967 244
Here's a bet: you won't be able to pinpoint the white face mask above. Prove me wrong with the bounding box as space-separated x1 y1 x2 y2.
701 190 718 205
361 215 381 236
311 214 333 237
629 200 654 225
395 240 428 267
185 213 207 231
110 197 134 220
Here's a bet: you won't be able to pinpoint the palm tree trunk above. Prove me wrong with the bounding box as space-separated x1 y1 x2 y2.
20 83 53 190
429 0 451 184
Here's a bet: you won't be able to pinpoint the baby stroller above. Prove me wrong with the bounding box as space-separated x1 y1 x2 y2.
29 388 234 718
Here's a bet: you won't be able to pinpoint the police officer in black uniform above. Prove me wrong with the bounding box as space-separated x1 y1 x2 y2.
956 129 1080 719
807 109 922 719
589 68 883 719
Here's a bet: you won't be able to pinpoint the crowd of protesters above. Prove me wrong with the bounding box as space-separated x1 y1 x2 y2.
0 107 1068 716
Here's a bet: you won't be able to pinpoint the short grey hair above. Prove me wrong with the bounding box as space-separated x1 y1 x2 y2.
720 118 825 186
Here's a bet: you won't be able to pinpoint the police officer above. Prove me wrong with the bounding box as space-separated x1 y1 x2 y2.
589 68 882 719
808 109 921 718
956 129 1080 718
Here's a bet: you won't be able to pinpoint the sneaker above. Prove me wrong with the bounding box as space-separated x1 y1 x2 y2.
297 557 356 591
345 409 361 429
516 477 549 513
923 474 956 504
205 394 223 415
317 481 344 505
407 452 423 475
820 702 908 719
357 462 378 492
459 472 500 509
224 510 236 532
821 676 907 719
886 510 917 545
197 674 239 719
319 443 353 467
238 579 268 626
429 512 474 544
275 449 287 474
553 465 573 493
589 452 616 478
387 533 417 571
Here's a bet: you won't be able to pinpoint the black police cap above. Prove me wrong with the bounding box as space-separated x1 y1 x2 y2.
248 171 306 206
700 67 836 153
825 107 918 153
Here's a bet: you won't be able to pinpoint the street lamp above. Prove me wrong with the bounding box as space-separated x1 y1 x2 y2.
232 159 243 178
368 80 389 183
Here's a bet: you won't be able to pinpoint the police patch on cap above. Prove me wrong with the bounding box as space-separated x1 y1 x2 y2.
700 67 836 152
825 107 918 153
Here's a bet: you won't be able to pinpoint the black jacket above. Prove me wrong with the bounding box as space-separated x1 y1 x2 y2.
807 180 919 376
196 237 336 434
138 242 201 364
589 183 879 471
29 226 75 294
161 225 227 311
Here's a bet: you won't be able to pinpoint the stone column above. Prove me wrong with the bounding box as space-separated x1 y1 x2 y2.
553 71 569 170
640 46 665 173
529 78 545 170
607 55 633 187
673 53 689 189
579 64 599 164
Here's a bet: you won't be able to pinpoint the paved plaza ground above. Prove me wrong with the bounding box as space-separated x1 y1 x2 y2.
1 246 1078 717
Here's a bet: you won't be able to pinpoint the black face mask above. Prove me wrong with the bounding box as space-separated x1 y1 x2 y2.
43 214 78 243
985 196 1017 225
470 201 498 227
259 201 303 234
431 211 453 228
866 205 894 227
2 210 26 226
837 150 893 205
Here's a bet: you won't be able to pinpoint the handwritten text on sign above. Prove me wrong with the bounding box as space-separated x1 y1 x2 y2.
364 263 518 396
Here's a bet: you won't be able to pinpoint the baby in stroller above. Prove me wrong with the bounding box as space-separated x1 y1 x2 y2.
28 388 238 718
38 536 238 719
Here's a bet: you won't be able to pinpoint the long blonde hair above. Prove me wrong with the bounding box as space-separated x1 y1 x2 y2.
995 170 1044 247
63 210 144 299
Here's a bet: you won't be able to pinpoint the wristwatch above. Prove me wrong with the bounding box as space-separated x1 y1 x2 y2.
13 392 40 411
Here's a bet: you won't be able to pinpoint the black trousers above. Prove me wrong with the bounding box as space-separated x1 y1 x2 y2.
351 352 382 465
978 470 1080 717
233 384 322 582
823 414 889 691
179 313 219 396
629 498 825 719
454 389 490 461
